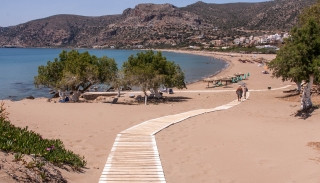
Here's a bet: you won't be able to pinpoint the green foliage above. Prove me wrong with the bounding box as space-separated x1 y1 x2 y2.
268 1 320 84
0 101 9 121
122 50 186 93
299 0 320 25
34 50 118 92
207 46 277 54
13 152 25 162
0 103 86 170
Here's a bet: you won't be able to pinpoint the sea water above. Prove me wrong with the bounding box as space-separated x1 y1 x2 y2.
0 48 227 100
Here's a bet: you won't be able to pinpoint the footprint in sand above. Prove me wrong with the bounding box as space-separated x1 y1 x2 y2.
258 159 276 168
170 147 177 152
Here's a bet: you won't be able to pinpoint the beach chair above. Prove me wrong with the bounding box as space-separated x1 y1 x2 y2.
234 77 238 82
232 78 237 83
215 81 222 87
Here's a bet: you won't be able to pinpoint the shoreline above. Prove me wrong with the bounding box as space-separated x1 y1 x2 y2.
2 49 320 183
1 49 234 102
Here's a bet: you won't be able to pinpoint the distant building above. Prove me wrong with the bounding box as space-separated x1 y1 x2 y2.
234 38 240 45
211 40 224 46
136 45 144 49
256 45 278 49
239 37 246 44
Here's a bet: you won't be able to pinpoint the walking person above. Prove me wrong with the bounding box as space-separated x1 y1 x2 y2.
243 85 248 99
236 85 243 101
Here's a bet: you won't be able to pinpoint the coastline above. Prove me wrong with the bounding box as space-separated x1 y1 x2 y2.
157 49 234 83
0 48 227 101
1 50 320 183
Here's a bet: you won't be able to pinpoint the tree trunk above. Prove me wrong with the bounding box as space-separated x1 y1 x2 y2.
301 75 313 110
71 90 81 102
144 95 147 105
81 83 93 93
117 87 121 97
295 82 301 91
153 87 162 98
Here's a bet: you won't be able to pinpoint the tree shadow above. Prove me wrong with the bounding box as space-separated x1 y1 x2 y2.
165 96 192 103
293 106 319 120
144 96 192 104
275 92 300 99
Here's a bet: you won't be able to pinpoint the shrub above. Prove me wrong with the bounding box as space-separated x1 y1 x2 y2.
0 102 86 170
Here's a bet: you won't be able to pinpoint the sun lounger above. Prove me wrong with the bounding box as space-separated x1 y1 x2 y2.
215 82 222 87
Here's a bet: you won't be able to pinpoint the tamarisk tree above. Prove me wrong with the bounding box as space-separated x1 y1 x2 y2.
122 50 186 104
268 1 320 110
34 50 118 100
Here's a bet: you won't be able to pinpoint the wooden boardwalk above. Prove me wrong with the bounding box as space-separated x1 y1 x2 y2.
99 92 250 183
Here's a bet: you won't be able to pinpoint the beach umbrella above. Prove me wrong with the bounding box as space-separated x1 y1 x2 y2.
203 77 213 88
219 76 225 80
205 77 218 82
203 78 211 82
226 76 233 80
212 77 218 81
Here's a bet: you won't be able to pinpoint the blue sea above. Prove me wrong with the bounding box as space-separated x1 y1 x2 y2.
0 48 227 100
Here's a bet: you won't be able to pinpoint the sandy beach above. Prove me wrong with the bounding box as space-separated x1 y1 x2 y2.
1 51 320 183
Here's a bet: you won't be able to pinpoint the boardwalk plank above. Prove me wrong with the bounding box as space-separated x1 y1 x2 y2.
99 93 255 182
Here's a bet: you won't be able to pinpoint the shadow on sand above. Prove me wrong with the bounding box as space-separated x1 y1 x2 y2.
293 106 319 120
134 96 192 105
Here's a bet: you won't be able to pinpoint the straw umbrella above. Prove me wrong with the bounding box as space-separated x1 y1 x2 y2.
203 77 211 87
204 77 218 87
222 76 233 86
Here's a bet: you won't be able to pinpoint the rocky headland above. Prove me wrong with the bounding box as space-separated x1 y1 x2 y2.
0 0 316 48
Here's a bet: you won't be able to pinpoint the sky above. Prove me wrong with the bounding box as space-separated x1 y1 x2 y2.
1 0 268 27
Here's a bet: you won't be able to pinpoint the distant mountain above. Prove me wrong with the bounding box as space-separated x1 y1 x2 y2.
183 0 315 30
0 0 316 48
